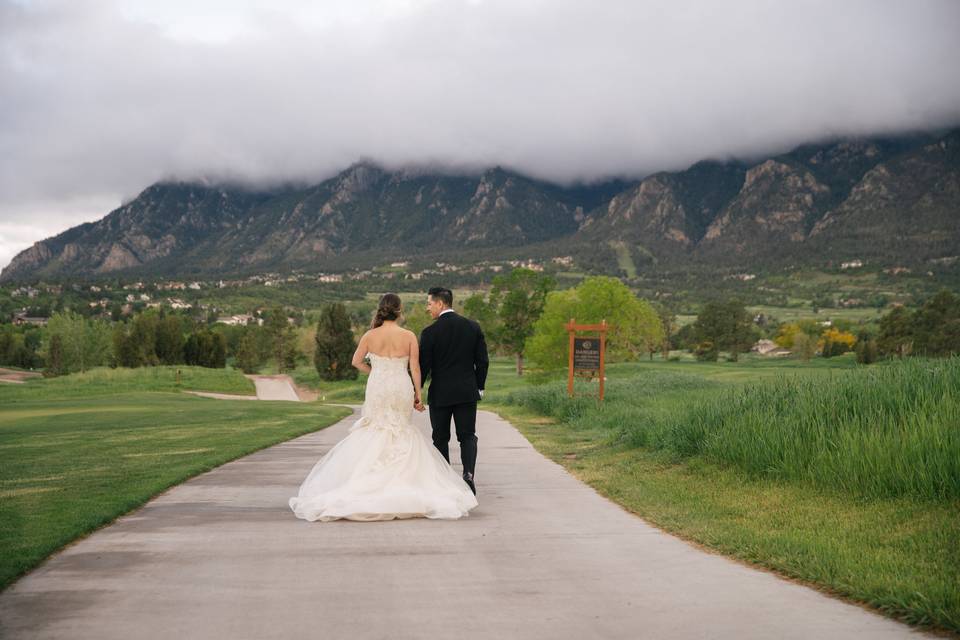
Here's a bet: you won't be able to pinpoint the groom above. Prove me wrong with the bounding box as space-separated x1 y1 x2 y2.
418 287 489 495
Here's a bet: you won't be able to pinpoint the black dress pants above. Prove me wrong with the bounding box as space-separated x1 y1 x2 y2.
428 401 477 476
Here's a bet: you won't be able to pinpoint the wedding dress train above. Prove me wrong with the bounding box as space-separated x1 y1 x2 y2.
289 353 478 522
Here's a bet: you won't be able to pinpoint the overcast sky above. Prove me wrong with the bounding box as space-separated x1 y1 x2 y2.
2 0 960 270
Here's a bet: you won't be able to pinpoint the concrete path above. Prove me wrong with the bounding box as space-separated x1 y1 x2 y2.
0 410 927 639
182 375 302 402
0 367 42 384
248 375 302 402
181 390 259 401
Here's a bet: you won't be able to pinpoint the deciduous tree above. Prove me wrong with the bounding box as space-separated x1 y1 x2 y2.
527 276 662 370
489 268 554 375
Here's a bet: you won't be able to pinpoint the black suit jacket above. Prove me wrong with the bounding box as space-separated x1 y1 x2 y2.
419 311 489 407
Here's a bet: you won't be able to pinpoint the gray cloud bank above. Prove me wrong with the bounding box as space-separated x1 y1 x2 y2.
1 0 960 268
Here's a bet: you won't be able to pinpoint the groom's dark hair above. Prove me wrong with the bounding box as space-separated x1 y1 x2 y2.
428 287 453 308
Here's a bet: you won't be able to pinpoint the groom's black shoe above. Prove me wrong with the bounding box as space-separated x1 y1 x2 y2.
462 471 476 495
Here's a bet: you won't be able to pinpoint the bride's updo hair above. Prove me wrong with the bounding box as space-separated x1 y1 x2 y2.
371 293 403 329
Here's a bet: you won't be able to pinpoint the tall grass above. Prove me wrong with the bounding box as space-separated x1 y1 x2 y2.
504 372 720 432
506 358 960 501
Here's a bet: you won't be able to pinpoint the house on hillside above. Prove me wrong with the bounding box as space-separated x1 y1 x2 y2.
751 339 791 357
216 314 258 326
11 286 39 298
12 312 48 326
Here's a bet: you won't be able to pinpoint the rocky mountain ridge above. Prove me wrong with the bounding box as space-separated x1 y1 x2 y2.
2 129 958 282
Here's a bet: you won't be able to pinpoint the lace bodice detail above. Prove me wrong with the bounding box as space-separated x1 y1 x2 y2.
351 353 415 436
366 352 410 370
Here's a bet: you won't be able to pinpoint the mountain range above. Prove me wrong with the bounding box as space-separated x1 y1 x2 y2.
2 129 958 282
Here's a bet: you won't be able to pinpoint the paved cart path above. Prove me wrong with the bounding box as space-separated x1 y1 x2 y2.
247 375 301 401
0 409 927 639
182 375 303 402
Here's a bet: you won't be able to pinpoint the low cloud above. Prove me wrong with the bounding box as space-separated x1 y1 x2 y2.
2 0 960 266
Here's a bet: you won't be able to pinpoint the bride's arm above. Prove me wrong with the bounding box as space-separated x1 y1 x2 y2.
408 333 424 408
351 332 371 374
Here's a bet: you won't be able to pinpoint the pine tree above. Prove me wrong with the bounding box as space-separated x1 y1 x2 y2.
183 329 226 368
877 306 914 358
693 300 755 362
183 333 202 366
235 327 263 374
264 307 297 373
208 332 227 368
315 303 357 381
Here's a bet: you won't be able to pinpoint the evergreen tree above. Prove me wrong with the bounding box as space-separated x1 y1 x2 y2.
183 329 226 368
183 332 202 366
264 307 297 373
877 306 914 358
912 290 960 356
112 324 135 368
208 332 227 368
235 327 264 374
315 303 357 381
692 300 755 362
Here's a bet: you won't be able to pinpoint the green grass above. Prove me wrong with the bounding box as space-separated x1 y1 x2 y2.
641 359 960 500
505 358 960 501
288 363 365 403
748 304 885 324
0 365 256 402
609 240 638 278
499 405 959 632
484 355 960 633
0 372 350 590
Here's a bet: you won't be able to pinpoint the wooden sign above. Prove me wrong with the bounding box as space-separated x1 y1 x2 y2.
573 338 601 370
565 319 607 401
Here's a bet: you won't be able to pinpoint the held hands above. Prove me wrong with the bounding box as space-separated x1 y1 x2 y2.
414 396 426 412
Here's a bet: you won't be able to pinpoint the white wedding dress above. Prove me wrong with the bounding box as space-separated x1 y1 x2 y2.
289 353 478 522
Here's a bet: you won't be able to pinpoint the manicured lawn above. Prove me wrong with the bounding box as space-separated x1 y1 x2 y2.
0 367 350 590
0 365 257 402
288 363 366 403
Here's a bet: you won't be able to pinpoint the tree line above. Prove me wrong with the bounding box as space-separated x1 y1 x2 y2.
4 276 957 379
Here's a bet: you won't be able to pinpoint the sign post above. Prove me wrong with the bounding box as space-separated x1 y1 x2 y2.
565 319 607 401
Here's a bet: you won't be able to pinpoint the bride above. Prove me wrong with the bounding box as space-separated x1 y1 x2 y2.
289 293 479 522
